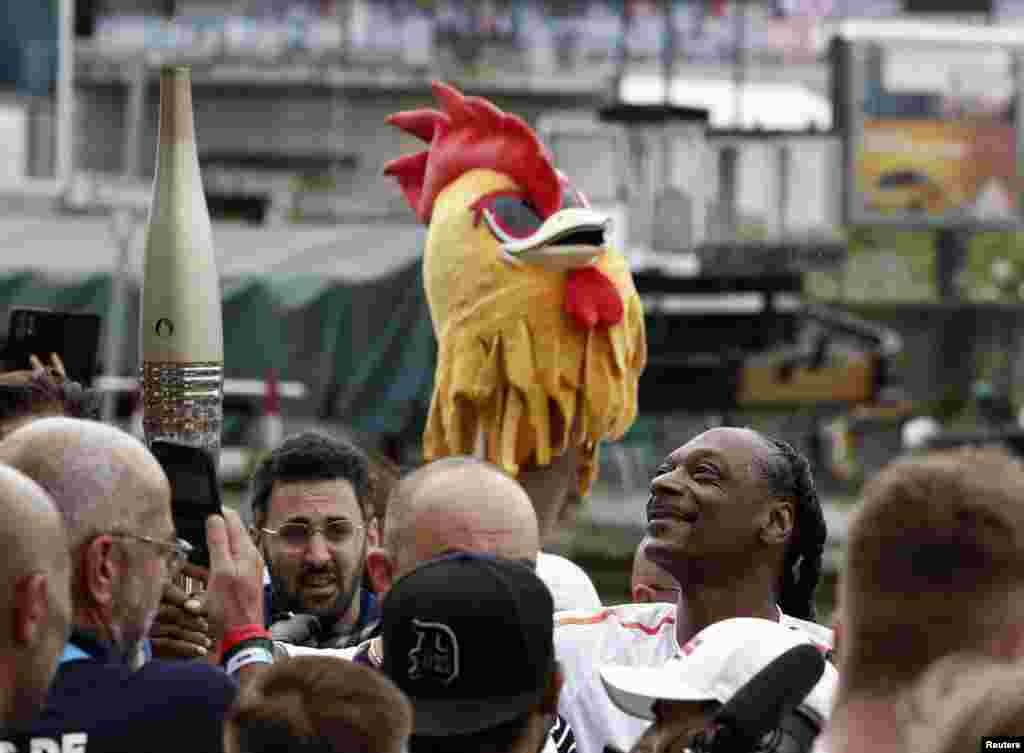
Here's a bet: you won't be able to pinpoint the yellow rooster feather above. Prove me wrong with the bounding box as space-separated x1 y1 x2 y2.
385 81 646 495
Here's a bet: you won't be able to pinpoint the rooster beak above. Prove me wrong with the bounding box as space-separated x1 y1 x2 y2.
502 208 610 270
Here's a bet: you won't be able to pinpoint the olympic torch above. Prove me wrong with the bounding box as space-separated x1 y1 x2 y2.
140 66 223 458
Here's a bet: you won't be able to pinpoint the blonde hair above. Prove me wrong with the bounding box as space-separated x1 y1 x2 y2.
840 447 1024 695
903 652 1024 753
225 656 412 753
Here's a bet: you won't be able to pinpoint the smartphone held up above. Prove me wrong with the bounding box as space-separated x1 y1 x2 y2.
2 307 102 386
149 440 223 571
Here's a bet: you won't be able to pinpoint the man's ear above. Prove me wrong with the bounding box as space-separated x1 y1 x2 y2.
13 573 50 644
632 584 655 604
365 548 397 597
760 500 794 547
990 621 1024 661
82 535 118 609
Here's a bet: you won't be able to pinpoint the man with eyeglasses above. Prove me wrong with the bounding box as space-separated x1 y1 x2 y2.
251 431 380 651
149 431 380 659
0 417 267 753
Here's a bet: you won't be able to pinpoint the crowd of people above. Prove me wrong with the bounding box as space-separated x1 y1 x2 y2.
2 360 1024 753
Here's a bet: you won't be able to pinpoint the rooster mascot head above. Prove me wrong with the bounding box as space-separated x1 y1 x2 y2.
385 81 646 503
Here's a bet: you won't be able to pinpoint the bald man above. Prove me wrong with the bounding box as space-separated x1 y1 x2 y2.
0 418 266 753
276 457 581 753
373 456 542 582
630 538 679 604
375 456 598 611
0 465 71 729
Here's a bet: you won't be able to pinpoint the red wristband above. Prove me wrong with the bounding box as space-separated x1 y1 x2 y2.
222 624 271 657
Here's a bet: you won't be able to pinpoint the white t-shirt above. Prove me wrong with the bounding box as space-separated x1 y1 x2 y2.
537 553 602 612
554 602 835 753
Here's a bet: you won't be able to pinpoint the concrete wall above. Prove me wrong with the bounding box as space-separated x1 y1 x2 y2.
69 77 595 218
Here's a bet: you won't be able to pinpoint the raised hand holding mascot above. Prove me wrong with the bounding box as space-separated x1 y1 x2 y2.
384 82 646 563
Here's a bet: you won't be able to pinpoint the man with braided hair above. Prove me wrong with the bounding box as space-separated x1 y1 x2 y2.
554 427 832 753
759 436 828 625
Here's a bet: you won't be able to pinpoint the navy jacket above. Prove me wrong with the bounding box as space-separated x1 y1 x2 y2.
0 629 237 753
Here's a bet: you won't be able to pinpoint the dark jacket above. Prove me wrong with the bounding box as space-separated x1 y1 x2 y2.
0 628 237 753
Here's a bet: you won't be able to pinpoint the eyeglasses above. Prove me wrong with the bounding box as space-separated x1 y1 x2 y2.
260 520 364 549
110 532 193 573
470 184 590 243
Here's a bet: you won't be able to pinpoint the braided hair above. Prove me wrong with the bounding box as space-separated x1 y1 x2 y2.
756 436 826 621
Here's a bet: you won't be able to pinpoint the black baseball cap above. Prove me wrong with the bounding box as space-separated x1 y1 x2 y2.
381 553 555 737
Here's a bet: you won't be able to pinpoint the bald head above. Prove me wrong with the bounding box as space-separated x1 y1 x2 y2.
383 457 540 577
0 417 170 550
631 538 679 604
0 464 69 636
0 463 72 726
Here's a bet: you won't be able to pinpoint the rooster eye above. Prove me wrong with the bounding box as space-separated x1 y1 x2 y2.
471 192 544 242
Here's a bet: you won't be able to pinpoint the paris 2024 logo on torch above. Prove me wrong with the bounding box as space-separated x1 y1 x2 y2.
408 618 461 686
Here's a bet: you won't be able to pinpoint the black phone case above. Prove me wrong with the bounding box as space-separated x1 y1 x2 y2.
4 308 101 386
149 441 222 569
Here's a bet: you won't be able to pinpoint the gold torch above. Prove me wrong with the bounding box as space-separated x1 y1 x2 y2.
140 66 223 457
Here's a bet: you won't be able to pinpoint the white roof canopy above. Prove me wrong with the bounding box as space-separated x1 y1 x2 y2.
619 75 832 131
0 212 425 284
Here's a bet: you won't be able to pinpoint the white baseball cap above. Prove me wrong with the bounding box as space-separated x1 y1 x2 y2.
599 618 838 722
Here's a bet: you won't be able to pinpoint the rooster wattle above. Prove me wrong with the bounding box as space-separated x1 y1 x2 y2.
384 81 646 494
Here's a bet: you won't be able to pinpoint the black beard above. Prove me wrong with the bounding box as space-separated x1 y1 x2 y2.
264 535 367 632
267 567 354 623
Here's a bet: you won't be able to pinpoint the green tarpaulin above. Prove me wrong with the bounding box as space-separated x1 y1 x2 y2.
0 261 436 441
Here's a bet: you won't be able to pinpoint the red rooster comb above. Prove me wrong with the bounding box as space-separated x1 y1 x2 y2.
384 81 561 224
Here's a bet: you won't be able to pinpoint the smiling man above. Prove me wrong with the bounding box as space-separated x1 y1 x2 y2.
250 432 379 650
554 427 832 753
